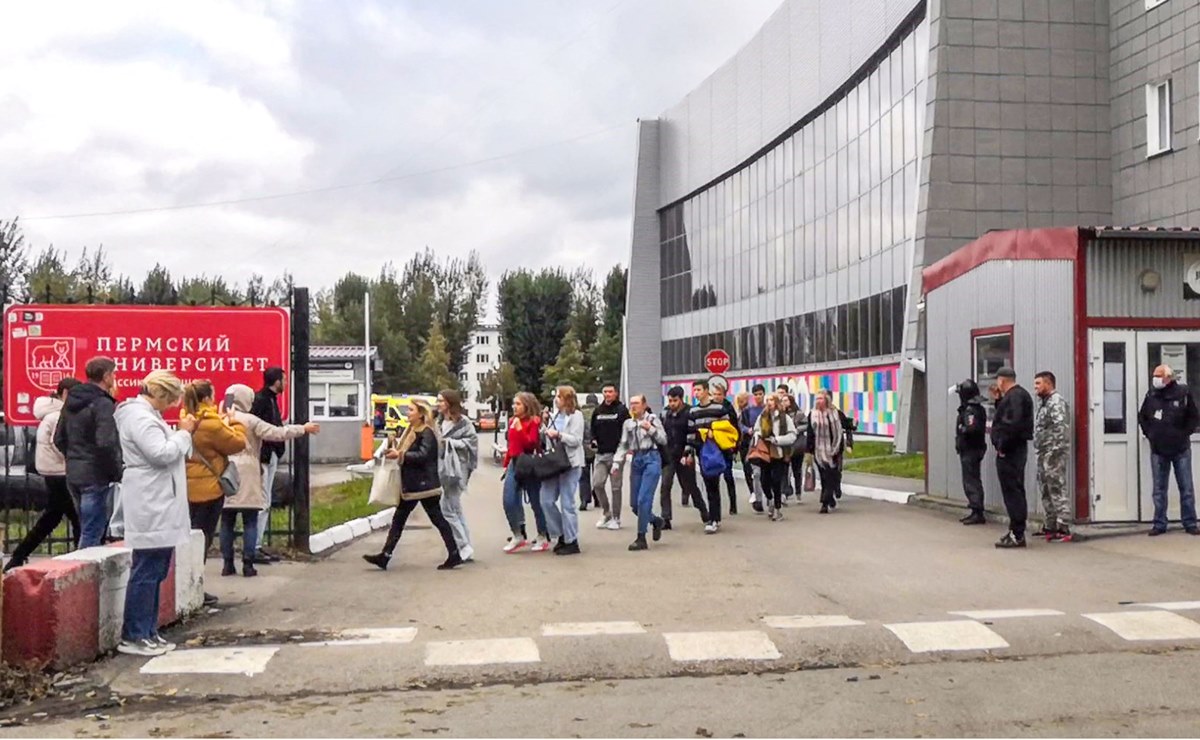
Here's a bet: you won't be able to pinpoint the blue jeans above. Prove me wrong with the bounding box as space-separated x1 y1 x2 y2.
220 509 260 564
502 470 547 538
74 483 113 548
630 451 663 536
122 547 173 641
541 467 581 544
1151 451 1198 531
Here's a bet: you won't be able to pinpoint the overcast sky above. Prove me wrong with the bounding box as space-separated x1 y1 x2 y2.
3 1 780 300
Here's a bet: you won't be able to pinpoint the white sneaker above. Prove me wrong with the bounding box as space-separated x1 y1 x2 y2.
118 639 166 657
530 538 552 553
596 516 611 529
704 522 717 534
152 634 177 652
460 545 475 562
503 538 528 554
606 519 621 531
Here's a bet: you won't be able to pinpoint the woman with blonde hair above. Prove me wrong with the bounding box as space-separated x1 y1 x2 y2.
754 394 797 521
500 391 549 553
542 385 585 556
112 371 197 656
805 389 849 514
221 384 320 577
182 381 246 605
363 399 462 570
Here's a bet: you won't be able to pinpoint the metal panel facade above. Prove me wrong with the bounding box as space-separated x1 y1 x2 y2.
925 260 1076 517
1087 238 1200 318
624 121 664 407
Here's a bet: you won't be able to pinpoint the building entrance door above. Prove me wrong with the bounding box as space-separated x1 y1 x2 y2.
1089 330 1200 523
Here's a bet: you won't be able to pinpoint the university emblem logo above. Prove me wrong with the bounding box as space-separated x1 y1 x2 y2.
26 338 76 392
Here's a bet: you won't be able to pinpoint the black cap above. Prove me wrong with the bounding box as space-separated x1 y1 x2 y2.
996 367 1016 380
958 378 979 397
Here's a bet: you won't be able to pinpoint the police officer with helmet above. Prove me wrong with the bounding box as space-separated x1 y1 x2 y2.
952 379 988 525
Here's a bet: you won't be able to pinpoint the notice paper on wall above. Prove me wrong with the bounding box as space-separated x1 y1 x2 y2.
1161 345 1187 386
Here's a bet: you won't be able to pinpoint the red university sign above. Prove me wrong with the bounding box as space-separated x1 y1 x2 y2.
3 305 290 425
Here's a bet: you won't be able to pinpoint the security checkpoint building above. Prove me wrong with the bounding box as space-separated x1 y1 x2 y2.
924 226 1200 525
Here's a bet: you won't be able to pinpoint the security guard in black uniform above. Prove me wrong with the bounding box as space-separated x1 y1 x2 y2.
991 367 1035 548
952 379 988 525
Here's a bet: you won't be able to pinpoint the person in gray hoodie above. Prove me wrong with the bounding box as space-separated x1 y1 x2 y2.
543 386 585 556
612 395 668 551
4 378 82 571
437 389 478 562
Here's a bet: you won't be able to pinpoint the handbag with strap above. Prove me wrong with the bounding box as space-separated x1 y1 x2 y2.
532 438 572 481
192 452 240 497
368 457 401 507
746 437 772 464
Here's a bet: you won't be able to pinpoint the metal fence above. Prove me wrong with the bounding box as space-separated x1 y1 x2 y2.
0 287 312 558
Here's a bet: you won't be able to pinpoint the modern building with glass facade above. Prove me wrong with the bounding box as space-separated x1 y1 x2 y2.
623 0 1200 448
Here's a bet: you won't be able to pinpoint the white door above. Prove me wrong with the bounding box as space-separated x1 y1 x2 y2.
1135 332 1200 524
1089 330 1139 521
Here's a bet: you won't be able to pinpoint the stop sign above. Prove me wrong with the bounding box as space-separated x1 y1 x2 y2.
704 349 731 375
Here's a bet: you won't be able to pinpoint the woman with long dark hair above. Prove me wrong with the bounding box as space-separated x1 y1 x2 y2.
754 394 797 521
806 390 846 514
363 399 462 571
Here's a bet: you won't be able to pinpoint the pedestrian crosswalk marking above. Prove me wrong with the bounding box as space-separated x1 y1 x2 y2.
663 631 781 662
542 621 646 636
424 638 541 667
1133 601 1200 611
884 620 1009 653
1084 611 1200 641
762 615 865 629
299 627 418 647
140 647 279 676
949 609 1065 620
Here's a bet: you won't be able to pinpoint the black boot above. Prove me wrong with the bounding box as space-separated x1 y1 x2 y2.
962 512 986 525
661 519 672 531
362 552 390 570
221 560 236 577
628 537 648 551
652 517 664 542
243 561 258 578
438 552 464 570
553 536 565 553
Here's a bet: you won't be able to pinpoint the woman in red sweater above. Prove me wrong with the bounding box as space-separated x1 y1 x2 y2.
501 392 550 552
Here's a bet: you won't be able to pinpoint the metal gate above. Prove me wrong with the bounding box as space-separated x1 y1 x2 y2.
1 286 312 558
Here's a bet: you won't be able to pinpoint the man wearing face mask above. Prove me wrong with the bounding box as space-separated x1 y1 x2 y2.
990 367 1034 548
951 379 988 525
1138 365 1200 536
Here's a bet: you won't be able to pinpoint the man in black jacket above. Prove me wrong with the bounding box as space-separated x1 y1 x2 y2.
953 379 988 525
659 386 709 529
990 367 1034 548
1139 364 1200 536
249 367 286 562
589 384 630 530
54 356 122 548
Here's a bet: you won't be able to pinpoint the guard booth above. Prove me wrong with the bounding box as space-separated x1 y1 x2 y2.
923 227 1200 525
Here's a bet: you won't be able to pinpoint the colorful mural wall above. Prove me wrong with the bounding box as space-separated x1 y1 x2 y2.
661 364 900 437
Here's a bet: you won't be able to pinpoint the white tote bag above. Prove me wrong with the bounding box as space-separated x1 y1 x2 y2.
368 457 401 507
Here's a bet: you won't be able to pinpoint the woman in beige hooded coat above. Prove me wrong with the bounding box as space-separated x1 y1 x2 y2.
221 384 319 576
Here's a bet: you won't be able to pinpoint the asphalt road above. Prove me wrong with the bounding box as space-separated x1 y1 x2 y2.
10 440 1200 737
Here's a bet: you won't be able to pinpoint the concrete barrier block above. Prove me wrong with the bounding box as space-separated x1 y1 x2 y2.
174 530 205 619
328 524 354 545
370 509 395 530
309 531 334 554
347 518 372 538
3 560 100 668
58 546 131 653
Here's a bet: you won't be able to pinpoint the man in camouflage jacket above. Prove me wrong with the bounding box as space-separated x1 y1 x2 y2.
1034 371 1072 540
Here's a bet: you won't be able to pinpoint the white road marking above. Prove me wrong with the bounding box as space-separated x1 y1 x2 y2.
1133 601 1200 611
541 621 646 637
1084 611 1200 641
762 615 865 629
140 647 279 676
299 627 419 647
424 638 541 667
663 631 781 662
948 609 1065 620
885 620 1009 653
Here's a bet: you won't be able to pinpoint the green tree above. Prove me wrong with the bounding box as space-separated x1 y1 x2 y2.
416 318 457 392
25 246 75 303
480 361 519 411
138 264 176 304
590 328 622 388
601 264 628 334
70 245 113 302
268 270 295 306
568 267 600 367
177 275 240 305
541 329 591 400
497 268 573 394
0 218 29 406
431 250 488 378
245 273 268 306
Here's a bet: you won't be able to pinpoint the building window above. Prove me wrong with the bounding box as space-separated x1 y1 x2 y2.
476 335 490 345
1145 0 1168 9
1103 342 1127 434
972 329 1013 397
476 353 489 364
459 372 468 382
477 372 486 382
309 382 362 420
1146 80 1172 157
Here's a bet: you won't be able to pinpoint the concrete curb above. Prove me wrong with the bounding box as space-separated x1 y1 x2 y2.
840 484 915 505
2 529 206 668
308 507 396 555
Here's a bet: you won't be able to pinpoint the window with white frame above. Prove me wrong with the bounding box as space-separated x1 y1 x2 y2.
309 382 362 419
1146 79 1172 156
476 335 490 345
1145 0 1168 10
